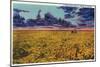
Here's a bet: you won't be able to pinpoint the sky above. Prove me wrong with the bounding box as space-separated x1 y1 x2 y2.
59 6 94 25
13 3 65 19
13 3 95 27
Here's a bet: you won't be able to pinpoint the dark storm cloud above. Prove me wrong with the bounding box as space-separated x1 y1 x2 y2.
77 8 94 21
59 6 94 21
58 6 78 18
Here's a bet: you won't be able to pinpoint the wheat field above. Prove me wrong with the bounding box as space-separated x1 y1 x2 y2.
13 30 94 64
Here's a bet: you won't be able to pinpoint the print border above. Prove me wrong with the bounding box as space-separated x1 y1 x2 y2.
10 0 96 67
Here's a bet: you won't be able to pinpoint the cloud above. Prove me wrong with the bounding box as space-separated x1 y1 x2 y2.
59 6 94 26
78 8 94 21
13 8 29 13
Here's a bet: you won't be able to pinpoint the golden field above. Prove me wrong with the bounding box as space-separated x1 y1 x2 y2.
13 30 95 64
